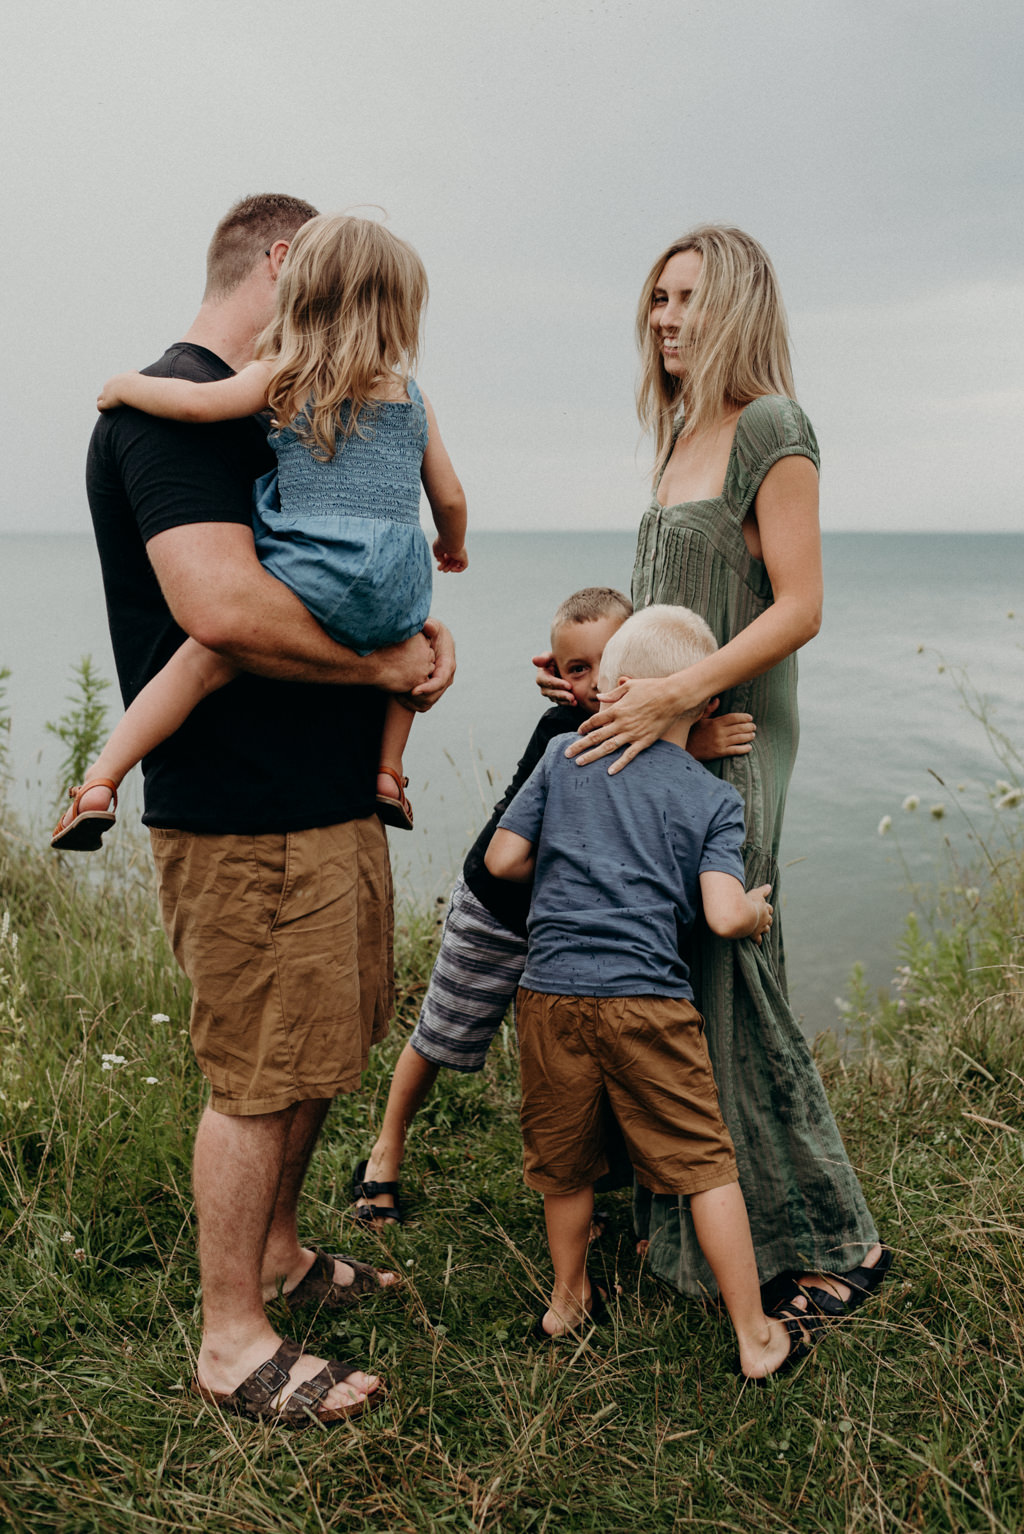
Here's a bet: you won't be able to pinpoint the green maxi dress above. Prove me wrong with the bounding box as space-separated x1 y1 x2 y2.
631 393 878 1296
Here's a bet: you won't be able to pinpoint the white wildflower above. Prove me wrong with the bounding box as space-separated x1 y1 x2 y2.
902 795 919 811
964 887 980 904
144 1077 159 1085
151 1013 170 1023
101 1053 126 1066
101 1061 113 1071
834 998 853 1015
996 788 1022 809
877 815 892 836
73 1249 86 1261
60 1231 73 1244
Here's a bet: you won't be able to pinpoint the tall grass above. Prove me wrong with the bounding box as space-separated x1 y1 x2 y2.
0 673 1022 1532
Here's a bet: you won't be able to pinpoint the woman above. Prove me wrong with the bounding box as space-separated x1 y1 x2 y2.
543 226 890 1320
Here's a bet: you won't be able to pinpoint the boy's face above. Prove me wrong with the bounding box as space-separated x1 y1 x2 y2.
550 615 625 715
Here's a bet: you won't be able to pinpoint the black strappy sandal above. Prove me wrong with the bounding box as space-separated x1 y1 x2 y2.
351 1158 404 1227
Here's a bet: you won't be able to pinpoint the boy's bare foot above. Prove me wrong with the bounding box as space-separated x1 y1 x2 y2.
737 1312 810 1380
535 1277 609 1339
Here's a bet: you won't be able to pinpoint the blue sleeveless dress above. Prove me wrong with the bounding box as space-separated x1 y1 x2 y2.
252 380 432 654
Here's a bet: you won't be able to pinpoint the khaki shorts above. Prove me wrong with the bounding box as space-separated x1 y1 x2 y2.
517 989 738 1197
151 816 394 1116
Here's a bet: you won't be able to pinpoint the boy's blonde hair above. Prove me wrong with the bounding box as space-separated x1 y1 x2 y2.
635 225 795 469
550 587 633 644
204 193 319 301
598 604 717 720
257 214 428 460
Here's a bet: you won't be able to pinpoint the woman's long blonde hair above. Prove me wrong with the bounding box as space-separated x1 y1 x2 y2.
636 225 795 470
257 214 428 459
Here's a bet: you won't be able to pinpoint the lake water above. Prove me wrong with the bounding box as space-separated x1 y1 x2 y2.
1 530 1021 1035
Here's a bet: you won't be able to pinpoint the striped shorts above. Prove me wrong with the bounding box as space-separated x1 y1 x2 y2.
409 875 527 1073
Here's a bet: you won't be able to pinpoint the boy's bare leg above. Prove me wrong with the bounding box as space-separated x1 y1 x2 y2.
688 1181 795 1378
261 1098 398 1294
540 1185 597 1336
358 1042 440 1220
193 1104 380 1410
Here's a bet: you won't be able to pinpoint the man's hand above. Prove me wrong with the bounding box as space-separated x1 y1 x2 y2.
367 629 437 695
405 618 456 711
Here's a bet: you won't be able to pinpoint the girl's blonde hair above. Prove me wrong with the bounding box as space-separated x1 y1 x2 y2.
636 225 795 469
257 214 428 459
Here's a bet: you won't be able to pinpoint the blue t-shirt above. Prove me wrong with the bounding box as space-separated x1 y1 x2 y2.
498 737 747 999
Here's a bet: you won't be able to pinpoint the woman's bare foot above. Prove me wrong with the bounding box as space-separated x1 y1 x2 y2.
790 1242 886 1310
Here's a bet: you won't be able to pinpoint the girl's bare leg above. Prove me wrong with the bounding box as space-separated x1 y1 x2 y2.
688 1181 797 1378
376 697 415 804
60 638 238 820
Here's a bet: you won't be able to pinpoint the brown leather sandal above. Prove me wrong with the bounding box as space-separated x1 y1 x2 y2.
280 1248 399 1311
191 1338 385 1426
51 778 119 852
376 765 414 830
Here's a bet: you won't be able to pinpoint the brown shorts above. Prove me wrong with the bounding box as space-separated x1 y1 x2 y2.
151 816 394 1116
517 989 738 1197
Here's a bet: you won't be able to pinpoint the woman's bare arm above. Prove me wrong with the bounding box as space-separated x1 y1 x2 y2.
569 455 821 772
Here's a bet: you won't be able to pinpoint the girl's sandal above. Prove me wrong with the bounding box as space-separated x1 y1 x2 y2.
51 778 119 852
376 766 414 831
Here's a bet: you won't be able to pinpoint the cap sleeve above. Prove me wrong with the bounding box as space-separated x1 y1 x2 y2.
726 395 819 518
406 377 429 451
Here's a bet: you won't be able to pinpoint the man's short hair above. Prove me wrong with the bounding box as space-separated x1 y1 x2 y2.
550 587 632 643
204 193 320 300
598 604 717 704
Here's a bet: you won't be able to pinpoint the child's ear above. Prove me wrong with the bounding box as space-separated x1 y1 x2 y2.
699 696 721 722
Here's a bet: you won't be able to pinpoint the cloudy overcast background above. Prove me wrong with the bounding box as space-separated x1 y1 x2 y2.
2 0 1021 536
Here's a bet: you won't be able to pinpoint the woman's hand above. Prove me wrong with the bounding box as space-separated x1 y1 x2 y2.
687 699 756 762
532 651 577 709
566 673 699 772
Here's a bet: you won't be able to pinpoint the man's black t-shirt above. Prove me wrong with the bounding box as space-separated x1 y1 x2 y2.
86 342 387 833
461 705 581 937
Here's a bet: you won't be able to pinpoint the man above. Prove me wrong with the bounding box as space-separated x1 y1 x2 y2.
87 193 455 1423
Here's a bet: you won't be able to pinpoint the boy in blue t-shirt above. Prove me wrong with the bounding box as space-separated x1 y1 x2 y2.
486 604 803 1381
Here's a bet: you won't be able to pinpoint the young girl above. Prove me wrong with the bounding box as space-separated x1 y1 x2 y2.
52 214 467 851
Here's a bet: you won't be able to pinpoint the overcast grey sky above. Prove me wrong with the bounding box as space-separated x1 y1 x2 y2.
2 0 1021 535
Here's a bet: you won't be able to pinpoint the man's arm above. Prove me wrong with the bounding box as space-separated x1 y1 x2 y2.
147 521 447 694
